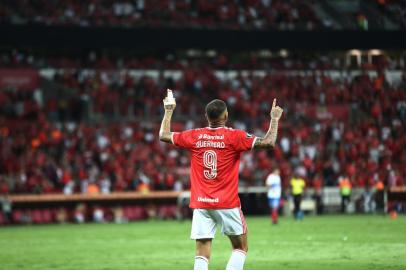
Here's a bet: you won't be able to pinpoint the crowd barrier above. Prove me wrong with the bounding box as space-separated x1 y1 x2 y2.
7 191 182 204
0 187 405 225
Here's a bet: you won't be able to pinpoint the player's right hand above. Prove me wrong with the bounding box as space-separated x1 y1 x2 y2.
163 91 176 111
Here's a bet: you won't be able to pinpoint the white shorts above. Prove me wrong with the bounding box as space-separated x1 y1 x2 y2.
190 208 248 240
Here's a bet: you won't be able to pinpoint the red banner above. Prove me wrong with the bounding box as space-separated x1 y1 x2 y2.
0 69 39 90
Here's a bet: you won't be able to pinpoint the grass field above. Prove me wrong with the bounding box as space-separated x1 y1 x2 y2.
1 215 405 270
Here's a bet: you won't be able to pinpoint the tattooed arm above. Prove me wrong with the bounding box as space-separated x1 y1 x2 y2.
254 98 283 149
159 96 176 144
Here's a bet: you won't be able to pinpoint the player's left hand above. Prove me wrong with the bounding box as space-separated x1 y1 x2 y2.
270 98 283 120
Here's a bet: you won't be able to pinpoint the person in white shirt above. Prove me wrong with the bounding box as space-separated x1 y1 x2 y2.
266 169 282 224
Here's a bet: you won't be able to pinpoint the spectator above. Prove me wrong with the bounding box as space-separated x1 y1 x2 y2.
56 208 68 224
113 207 127 224
363 185 376 213
93 206 105 223
338 175 352 213
0 197 12 223
313 174 323 215
290 172 306 220
374 178 385 213
74 203 86 223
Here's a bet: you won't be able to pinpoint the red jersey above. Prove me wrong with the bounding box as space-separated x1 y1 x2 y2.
172 127 257 209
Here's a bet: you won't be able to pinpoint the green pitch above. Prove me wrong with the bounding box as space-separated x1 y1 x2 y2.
1 215 405 270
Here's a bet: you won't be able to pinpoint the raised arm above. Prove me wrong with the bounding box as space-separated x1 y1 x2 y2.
159 90 176 144
254 98 283 149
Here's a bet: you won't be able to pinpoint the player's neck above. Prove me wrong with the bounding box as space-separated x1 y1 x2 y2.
208 121 226 129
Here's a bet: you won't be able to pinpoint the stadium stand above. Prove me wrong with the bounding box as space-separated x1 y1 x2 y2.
1 54 405 200
375 0 406 29
0 0 405 30
1 1 406 225
0 0 324 30
0 49 404 70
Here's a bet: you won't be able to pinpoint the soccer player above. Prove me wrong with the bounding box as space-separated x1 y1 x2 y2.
266 169 282 225
159 90 283 270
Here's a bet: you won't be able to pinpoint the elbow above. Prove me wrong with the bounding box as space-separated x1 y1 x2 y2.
266 141 275 148
257 139 274 148
158 131 165 142
266 138 275 147
159 131 171 143
266 143 275 148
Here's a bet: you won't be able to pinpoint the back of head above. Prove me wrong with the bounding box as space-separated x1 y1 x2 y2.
205 99 227 121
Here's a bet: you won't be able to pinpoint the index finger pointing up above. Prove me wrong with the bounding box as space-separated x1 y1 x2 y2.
272 98 276 108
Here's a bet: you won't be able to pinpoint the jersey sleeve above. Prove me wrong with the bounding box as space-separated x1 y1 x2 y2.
232 129 257 152
172 129 195 149
266 175 272 186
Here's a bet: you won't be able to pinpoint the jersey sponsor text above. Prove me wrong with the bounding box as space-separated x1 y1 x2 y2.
197 197 219 203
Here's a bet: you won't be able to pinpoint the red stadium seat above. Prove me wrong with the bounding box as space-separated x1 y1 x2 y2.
0 213 5 225
123 206 135 221
31 209 44 224
133 207 145 220
158 205 169 219
12 210 22 224
158 205 177 219
103 207 113 222
42 209 53 223
168 205 178 218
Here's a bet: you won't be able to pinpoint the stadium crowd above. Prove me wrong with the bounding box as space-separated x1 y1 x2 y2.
1 49 405 70
376 0 406 28
1 61 406 196
1 1 405 226
0 0 324 30
2 0 406 30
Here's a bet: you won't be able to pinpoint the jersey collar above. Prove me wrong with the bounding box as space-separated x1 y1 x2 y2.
206 126 226 130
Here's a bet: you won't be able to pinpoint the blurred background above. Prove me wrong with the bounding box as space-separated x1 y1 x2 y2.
0 0 406 225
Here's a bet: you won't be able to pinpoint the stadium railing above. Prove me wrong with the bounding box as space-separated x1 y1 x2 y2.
6 191 181 203
1 187 404 225
3 187 402 210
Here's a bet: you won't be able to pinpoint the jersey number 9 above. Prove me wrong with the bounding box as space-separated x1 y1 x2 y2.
203 150 217 180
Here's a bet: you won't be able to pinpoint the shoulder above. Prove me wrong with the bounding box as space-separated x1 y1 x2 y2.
173 129 199 142
227 128 253 138
267 175 277 183
223 127 241 132
178 128 201 135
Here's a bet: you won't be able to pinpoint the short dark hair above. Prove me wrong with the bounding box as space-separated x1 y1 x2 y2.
205 99 227 121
